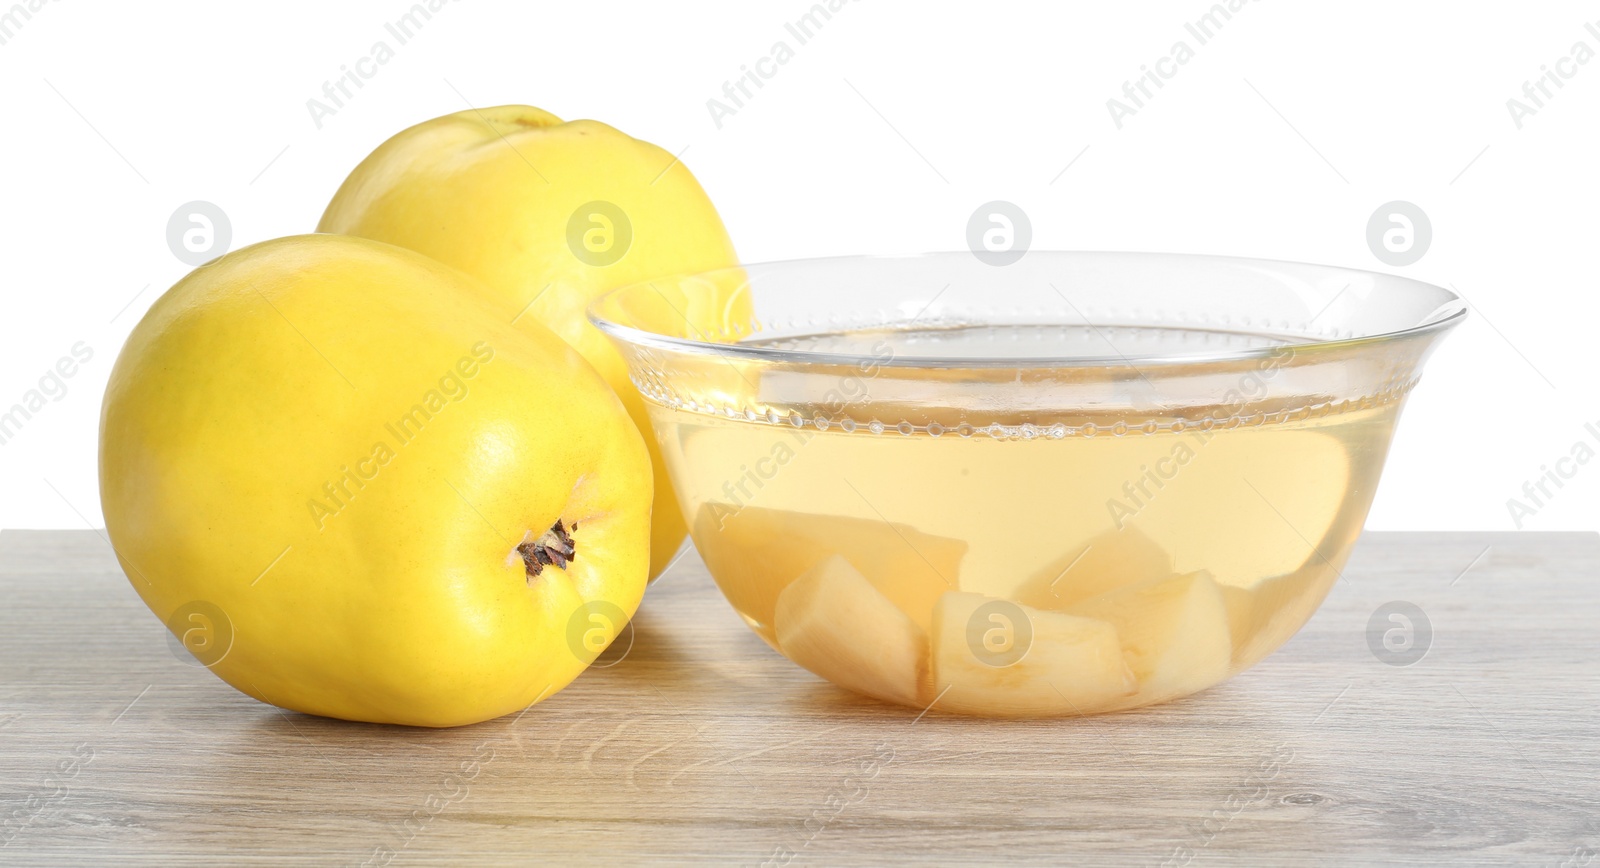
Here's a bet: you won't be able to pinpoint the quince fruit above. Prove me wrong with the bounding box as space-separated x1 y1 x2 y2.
1068 571 1233 704
1014 526 1174 611
99 235 651 727
774 555 930 707
317 105 743 579
690 504 963 644
932 592 1136 716
1221 561 1337 666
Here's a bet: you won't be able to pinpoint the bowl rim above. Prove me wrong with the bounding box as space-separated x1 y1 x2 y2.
587 250 1468 370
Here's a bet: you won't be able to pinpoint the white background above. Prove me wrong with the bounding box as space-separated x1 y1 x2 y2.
1 0 1595 532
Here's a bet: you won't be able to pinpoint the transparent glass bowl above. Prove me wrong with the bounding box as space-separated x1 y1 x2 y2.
590 252 1464 716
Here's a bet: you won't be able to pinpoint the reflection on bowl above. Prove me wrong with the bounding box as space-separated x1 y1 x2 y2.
590 252 1464 716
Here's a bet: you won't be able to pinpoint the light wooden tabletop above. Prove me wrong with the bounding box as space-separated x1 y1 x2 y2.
1 530 1597 866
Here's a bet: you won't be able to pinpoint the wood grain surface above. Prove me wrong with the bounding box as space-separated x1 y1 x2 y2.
1 529 1597 866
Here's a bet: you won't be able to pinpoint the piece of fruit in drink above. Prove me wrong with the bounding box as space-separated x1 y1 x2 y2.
1068 571 1233 703
1221 560 1336 666
1014 526 1174 611
691 505 963 641
774 555 929 707
932 592 1136 716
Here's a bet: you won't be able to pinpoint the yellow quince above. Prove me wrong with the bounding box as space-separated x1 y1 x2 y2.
99 234 651 727
317 105 744 579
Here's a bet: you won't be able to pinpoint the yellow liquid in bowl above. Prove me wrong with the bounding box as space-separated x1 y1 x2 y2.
646 328 1404 716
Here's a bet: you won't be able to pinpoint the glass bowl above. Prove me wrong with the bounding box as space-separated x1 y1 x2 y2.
589 252 1464 716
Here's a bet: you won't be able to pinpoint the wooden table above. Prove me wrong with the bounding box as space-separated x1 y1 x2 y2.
1 530 1597 866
